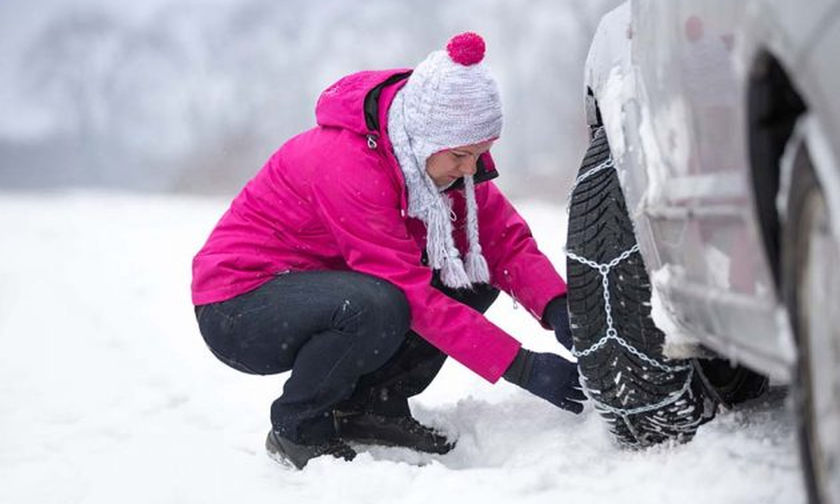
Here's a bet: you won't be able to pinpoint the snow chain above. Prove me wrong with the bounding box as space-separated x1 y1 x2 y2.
565 157 696 418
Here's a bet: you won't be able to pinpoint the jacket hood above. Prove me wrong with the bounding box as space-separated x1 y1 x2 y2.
315 69 412 135
314 68 499 193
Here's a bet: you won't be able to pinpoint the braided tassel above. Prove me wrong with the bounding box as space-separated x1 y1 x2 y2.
463 175 490 284
427 194 470 288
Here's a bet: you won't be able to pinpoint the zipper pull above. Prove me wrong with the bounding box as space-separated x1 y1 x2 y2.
504 269 519 309
366 133 378 150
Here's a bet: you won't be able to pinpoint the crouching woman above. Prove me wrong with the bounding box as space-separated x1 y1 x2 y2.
192 32 585 469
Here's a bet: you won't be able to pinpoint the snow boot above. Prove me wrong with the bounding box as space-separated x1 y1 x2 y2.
334 410 455 454
265 430 356 469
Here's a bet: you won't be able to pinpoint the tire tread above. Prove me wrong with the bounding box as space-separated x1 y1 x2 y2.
566 128 709 447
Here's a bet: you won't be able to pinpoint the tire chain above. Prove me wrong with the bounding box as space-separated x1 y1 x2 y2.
566 157 696 419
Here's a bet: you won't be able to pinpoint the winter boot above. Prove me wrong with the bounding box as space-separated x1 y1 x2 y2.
265 430 356 469
334 410 455 454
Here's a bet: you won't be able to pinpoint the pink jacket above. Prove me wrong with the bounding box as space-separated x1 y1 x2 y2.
191 69 567 382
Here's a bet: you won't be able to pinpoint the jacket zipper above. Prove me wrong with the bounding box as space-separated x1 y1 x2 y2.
504 269 519 309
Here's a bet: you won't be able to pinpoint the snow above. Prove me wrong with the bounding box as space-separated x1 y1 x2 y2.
0 191 805 504
650 266 703 360
583 1 631 112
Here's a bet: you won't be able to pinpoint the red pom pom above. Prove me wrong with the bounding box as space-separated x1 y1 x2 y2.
446 32 485 66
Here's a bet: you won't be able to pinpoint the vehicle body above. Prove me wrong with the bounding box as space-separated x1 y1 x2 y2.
579 1 840 502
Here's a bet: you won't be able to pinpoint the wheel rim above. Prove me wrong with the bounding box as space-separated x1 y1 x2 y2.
799 186 840 504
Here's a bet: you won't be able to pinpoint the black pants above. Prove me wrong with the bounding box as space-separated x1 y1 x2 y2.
195 270 499 443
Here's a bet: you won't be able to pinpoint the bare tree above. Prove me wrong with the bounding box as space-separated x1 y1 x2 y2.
22 9 122 144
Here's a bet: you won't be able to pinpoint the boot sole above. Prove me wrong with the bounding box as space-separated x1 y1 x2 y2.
265 432 303 470
342 436 455 455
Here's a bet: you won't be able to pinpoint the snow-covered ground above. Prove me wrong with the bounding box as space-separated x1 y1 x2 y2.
0 192 805 504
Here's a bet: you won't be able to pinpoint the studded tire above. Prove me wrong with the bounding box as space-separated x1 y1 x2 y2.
566 127 712 448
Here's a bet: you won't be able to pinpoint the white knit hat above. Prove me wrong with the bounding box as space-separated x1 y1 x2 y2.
388 32 503 288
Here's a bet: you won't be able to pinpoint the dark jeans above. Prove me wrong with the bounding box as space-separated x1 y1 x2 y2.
195 270 499 444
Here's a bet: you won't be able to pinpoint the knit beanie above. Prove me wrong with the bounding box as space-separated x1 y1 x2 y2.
388 32 503 288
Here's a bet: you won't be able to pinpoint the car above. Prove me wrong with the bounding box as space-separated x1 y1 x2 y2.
567 1 840 503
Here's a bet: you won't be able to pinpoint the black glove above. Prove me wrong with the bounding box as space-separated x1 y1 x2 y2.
503 348 586 414
542 295 573 349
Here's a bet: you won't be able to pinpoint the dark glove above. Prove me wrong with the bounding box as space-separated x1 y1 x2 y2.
543 295 573 349
503 348 586 414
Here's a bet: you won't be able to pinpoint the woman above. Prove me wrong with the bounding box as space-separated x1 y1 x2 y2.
192 32 585 469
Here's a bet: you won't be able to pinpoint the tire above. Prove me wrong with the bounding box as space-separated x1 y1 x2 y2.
782 140 840 504
695 358 769 408
566 127 713 448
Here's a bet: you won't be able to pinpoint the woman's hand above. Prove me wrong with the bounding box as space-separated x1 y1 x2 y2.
502 348 586 413
543 295 573 350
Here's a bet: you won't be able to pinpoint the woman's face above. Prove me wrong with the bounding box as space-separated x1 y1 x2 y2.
425 140 494 188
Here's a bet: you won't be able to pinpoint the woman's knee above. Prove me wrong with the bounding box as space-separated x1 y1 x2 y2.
335 273 411 339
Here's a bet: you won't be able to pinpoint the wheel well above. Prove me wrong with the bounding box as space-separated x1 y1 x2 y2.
747 52 807 289
585 86 603 131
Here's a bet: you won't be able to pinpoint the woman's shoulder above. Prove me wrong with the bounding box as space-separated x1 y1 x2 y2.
277 127 378 166
271 127 401 199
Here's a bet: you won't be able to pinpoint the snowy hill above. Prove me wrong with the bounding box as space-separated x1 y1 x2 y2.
0 192 804 503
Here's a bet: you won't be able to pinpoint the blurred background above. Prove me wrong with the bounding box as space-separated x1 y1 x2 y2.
0 5 810 503
0 0 622 200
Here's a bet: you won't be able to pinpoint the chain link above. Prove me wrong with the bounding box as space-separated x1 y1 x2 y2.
567 161 695 418
589 366 697 417
566 157 615 213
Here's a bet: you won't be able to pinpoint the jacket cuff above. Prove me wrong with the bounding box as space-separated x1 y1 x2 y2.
502 347 532 385
541 295 568 330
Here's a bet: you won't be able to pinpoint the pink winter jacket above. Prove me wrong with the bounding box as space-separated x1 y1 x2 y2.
191 69 567 383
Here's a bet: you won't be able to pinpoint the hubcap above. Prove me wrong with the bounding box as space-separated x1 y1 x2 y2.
800 188 840 504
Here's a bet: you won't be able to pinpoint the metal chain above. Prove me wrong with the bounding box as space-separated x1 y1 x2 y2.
566 156 615 213
566 160 694 417
566 246 688 372
589 366 697 417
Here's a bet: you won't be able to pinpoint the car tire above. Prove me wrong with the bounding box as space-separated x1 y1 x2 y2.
566 127 713 448
695 357 769 408
782 137 840 504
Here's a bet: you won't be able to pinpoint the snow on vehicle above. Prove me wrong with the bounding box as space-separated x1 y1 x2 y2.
569 2 840 503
